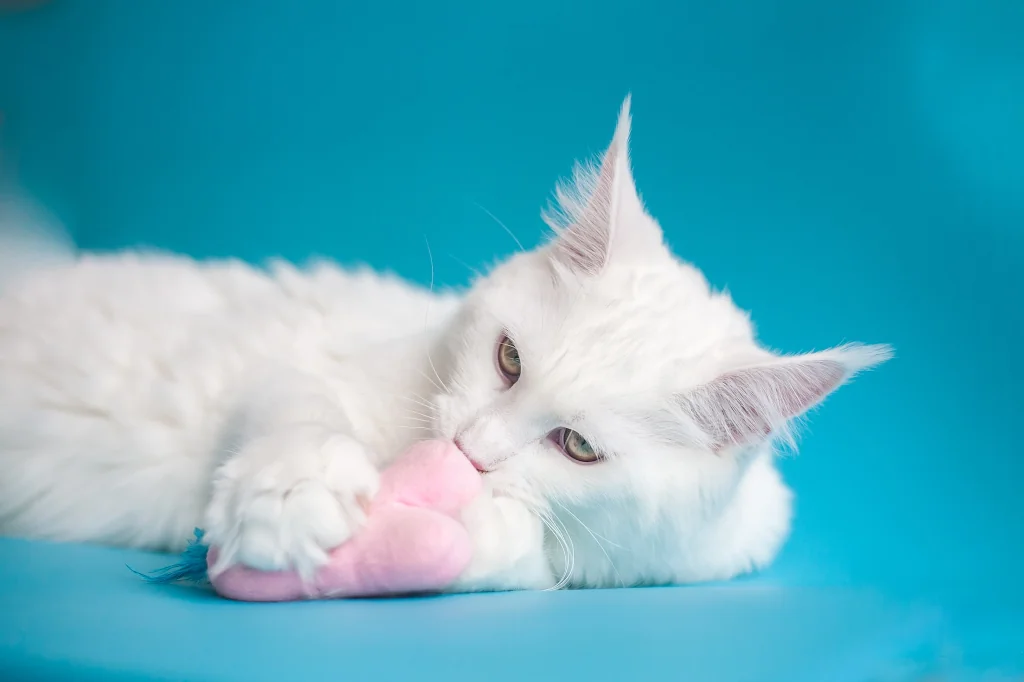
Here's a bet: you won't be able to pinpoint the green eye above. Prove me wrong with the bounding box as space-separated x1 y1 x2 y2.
555 428 600 463
497 335 521 384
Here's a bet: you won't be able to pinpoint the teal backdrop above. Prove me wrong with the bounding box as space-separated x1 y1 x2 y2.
1 1 1022 679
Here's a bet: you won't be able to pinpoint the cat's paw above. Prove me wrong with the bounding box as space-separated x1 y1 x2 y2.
203 429 380 579
450 494 553 593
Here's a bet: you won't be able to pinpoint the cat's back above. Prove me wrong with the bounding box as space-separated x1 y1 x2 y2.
0 250 458 358
0 251 458 548
0 250 459 457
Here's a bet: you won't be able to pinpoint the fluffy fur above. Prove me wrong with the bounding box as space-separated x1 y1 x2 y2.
0 98 890 590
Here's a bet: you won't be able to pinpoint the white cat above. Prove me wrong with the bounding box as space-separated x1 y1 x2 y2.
0 98 890 591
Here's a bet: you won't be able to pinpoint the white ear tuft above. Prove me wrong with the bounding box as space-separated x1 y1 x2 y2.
676 344 892 451
610 93 633 152
544 96 656 276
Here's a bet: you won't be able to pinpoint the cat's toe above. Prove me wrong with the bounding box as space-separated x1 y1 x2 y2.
204 433 381 578
236 478 352 577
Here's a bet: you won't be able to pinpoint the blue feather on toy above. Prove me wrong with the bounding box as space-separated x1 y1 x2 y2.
128 528 211 584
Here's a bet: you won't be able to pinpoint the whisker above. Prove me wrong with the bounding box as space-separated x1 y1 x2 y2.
426 352 449 395
422 236 451 395
539 508 575 591
553 500 626 550
536 511 571 592
472 201 525 252
553 500 625 588
397 410 431 420
553 514 576 590
416 369 444 394
503 490 574 591
448 253 483 279
397 395 436 411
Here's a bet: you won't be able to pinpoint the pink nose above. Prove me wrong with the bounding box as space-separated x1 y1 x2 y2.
453 435 488 473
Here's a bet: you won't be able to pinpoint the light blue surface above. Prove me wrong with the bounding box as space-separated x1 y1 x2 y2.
1 0 1022 679
1 537 1016 682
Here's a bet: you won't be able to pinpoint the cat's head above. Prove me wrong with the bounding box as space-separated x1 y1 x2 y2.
432 97 890 587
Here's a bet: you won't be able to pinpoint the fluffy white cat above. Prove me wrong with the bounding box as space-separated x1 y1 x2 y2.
0 98 890 591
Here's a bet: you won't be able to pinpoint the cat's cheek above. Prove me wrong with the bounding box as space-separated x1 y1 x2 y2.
431 394 456 439
432 392 472 441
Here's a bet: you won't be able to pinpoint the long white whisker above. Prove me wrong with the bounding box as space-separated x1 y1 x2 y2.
472 201 525 252
400 424 433 433
426 354 449 394
553 513 575 590
502 490 572 591
422 236 451 395
553 500 625 588
416 369 444 394
397 395 436 411
552 500 626 550
535 509 571 592
448 253 483 279
539 508 575 591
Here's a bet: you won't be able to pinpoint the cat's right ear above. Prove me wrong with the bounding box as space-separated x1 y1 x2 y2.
543 96 663 277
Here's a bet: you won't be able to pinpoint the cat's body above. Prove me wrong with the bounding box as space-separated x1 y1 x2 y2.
0 254 457 556
0 100 889 590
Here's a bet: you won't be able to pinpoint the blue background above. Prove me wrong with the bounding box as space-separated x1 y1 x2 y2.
1 0 1022 679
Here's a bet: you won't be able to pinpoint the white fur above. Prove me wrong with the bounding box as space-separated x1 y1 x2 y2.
0 99 890 590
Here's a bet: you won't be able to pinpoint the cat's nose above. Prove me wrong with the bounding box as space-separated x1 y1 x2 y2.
453 435 489 473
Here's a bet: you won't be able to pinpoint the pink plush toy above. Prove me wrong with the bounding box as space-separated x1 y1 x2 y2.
206 440 481 601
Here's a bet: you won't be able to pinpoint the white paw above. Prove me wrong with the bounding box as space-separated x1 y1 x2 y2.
204 429 379 579
450 494 552 593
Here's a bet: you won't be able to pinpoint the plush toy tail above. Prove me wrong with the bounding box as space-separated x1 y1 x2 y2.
128 528 211 584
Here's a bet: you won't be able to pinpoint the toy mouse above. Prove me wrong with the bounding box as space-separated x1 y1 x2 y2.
138 440 485 601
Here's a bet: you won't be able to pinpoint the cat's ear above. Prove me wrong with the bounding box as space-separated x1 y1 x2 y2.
675 344 892 452
544 96 662 276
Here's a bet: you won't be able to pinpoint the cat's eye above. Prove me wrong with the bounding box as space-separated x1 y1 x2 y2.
553 427 601 464
496 334 521 385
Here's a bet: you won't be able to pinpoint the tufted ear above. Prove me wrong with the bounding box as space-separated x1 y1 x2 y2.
676 344 892 452
544 96 662 276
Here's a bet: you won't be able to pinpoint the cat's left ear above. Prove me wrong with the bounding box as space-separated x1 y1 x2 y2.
674 344 893 452
544 96 663 276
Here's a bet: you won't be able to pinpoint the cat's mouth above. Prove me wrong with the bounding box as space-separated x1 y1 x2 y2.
452 436 489 474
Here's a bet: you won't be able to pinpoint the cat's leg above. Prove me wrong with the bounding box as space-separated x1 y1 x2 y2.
202 369 380 579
